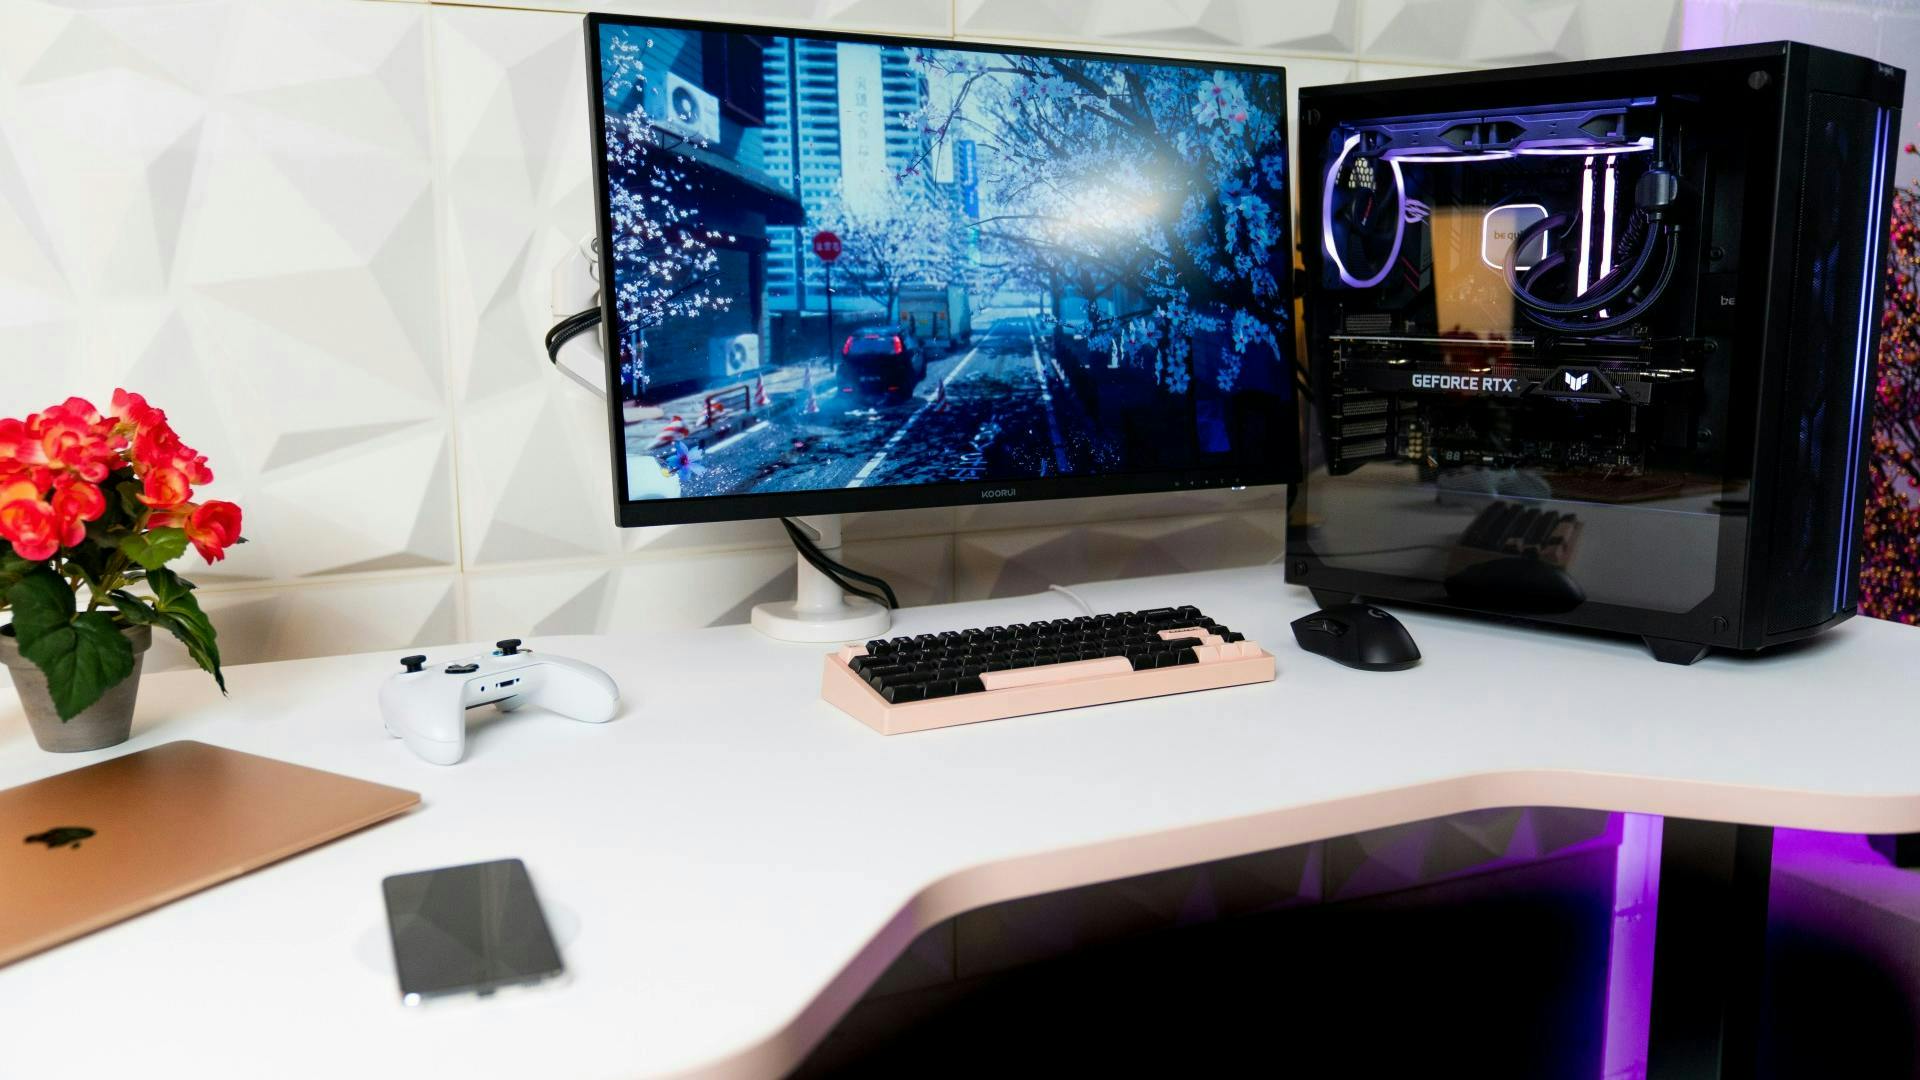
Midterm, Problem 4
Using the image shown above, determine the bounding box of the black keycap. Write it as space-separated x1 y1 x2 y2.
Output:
961 664 986 677
1161 637 1202 650
1126 652 1154 670
1175 605 1203 621
1154 652 1180 669
1175 650 1199 665
883 684 926 704
956 676 986 695
1222 631 1246 643
924 680 957 699
850 655 877 674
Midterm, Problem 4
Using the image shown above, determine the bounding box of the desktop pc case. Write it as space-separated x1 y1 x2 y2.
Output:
1286 43 1905 664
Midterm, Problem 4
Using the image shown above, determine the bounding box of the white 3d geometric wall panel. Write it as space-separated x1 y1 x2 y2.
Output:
0 0 1694 670
0 0 456 589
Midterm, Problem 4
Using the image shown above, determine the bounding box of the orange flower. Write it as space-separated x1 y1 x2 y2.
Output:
0 480 58 561
137 465 192 509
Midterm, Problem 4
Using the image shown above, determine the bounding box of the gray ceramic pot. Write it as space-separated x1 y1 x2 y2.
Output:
0 623 152 752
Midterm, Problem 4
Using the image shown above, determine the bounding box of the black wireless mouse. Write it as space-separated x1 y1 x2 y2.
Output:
1290 603 1421 672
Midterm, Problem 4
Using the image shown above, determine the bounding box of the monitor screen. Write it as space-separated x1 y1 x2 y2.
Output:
587 15 1298 526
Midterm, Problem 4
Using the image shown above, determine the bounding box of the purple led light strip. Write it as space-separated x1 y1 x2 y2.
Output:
1323 133 1407 290
1517 137 1655 157
1836 108 1892 610
1577 157 1597 297
1600 813 1663 1080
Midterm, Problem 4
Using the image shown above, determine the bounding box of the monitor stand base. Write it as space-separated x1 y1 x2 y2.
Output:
752 515 892 643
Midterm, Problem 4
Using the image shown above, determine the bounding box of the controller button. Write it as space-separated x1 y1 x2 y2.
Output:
495 638 523 655
400 655 427 673
444 663 480 674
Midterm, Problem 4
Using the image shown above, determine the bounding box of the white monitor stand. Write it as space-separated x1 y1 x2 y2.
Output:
548 244 889 644
751 515 892 643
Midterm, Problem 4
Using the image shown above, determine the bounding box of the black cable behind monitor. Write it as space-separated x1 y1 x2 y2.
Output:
546 307 602 366
780 518 900 611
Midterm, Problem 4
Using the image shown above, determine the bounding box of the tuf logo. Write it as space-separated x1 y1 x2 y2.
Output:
25 826 93 850
1564 372 1591 391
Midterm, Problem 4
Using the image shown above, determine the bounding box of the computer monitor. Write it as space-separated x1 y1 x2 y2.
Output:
584 15 1298 530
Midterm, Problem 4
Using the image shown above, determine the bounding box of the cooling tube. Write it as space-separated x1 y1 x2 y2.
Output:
1322 132 1407 290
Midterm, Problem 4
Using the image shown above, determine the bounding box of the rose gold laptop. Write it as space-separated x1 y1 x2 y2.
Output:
0 740 419 967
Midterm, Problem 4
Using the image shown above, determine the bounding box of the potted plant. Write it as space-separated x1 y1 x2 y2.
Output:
0 390 242 752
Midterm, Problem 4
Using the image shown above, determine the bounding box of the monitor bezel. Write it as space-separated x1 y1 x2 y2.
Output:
584 12 1298 528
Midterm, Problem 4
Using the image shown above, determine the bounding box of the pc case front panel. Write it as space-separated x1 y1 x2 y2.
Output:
1290 50 1789 648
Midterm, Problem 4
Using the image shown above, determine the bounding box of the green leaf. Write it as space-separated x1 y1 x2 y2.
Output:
115 479 146 520
146 566 194 607
0 543 35 597
142 568 224 693
21 611 135 720
109 590 159 626
5 568 74 644
120 528 189 571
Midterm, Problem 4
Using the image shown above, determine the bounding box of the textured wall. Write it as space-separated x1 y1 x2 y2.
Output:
0 0 1682 672
1682 0 1920 186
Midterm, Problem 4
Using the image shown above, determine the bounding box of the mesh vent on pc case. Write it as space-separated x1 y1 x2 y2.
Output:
1766 93 1888 634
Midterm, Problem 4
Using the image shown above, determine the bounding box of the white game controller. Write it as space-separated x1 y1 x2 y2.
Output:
380 639 620 765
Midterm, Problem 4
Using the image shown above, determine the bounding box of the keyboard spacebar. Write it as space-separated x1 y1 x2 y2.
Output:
978 657 1134 691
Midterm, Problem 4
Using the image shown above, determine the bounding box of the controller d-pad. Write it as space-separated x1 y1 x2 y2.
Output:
444 663 479 674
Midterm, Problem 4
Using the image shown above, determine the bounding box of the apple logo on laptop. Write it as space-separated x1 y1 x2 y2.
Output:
25 827 93 850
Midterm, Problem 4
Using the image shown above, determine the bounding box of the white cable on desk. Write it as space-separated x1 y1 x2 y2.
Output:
1048 583 1094 616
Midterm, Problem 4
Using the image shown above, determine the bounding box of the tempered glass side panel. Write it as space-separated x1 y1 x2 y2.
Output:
1295 61 1772 624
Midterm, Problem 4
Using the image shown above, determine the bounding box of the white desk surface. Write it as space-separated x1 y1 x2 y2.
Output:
2 566 1918 1079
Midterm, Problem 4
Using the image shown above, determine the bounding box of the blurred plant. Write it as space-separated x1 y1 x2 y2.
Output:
1862 139 1919 624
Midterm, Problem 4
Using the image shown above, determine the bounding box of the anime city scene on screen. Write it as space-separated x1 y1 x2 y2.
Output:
595 22 1293 503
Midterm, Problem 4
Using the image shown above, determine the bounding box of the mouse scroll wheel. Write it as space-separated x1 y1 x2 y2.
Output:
1308 617 1348 636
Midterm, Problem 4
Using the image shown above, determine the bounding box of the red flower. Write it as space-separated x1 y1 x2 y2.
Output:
183 500 242 563
1 390 240 566
109 388 164 430
0 398 122 489
132 424 212 487
0 480 58 561
151 498 243 563
138 465 192 509
51 476 106 532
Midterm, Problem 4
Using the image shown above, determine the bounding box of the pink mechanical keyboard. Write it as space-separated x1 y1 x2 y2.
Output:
821 606 1276 735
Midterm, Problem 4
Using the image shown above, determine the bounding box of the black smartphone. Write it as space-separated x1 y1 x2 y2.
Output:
381 858 565 1005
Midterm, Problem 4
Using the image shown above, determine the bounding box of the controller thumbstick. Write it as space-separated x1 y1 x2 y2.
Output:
495 638 524 655
400 655 427 673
